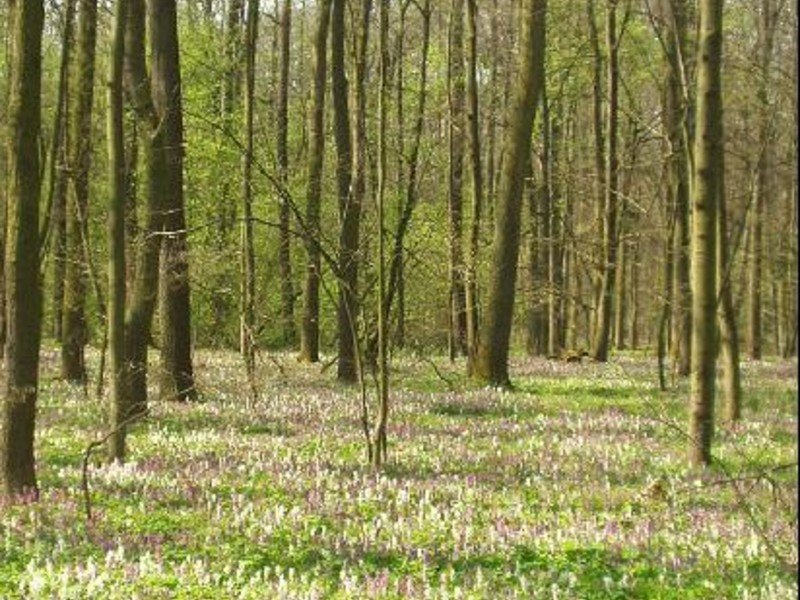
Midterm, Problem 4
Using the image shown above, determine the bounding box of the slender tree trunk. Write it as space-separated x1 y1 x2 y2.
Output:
717 149 742 421
394 1 407 348
372 0 390 468
123 0 166 414
48 0 76 343
688 0 722 468
276 0 295 347
1 0 45 498
299 0 332 363
240 0 258 396
659 0 692 376
62 0 98 384
465 0 483 372
591 0 619 362
587 0 605 342
107 0 129 463
473 0 547 386
747 0 778 360
447 0 468 359
546 102 562 358
486 0 499 226
153 0 195 402
383 0 429 346
332 0 357 382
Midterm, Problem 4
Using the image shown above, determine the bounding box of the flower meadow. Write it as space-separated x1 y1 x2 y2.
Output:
1 348 796 599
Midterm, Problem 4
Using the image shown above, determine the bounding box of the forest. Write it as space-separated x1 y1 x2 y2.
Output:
0 0 797 597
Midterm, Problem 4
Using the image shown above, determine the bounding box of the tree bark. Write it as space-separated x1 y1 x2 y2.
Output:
299 0 332 363
332 0 357 382
473 0 547 386
661 0 692 376
152 0 196 402
276 0 295 347
62 0 98 384
590 0 619 362
447 0 468 360
747 0 778 360
123 0 166 414
107 0 129 463
240 0 258 395
1 0 45 498
465 0 483 372
48 0 76 344
688 0 722 468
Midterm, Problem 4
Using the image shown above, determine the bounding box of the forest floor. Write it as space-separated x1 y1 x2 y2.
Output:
1 346 797 598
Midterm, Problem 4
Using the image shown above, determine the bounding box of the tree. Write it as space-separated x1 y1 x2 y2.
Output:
688 0 723 467
107 0 129 462
1 0 45 498
276 0 296 347
373 0 390 468
61 0 99 384
473 0 547 386
240 0 259 396
299 0 332 363
447 0 468 359
465 0 483 371
661 0 692 377
331 0 358 382
47 0 76 344
153 0 196 402
590 0 619 363
747 0 779 360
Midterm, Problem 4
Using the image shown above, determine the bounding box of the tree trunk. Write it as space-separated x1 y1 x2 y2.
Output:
688 0 722 468
62 0 98 384
447 0 468 360
747 0 778 360
587 0 605 343
48 0 76 344
590 0 619 362
717 147 742 421
473 0 547 386
332 0 357 382
123 0 166 414
1 0 44 498
372 0 390 468
383 0 430 348
240 0 258 396
276 0 295 347
465 0 483 372
107 0 129 463
299 0 332 363
660 0 692 376
152 0 195 402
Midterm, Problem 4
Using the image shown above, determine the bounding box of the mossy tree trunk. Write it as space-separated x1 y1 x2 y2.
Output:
332 0 357 383
465 0 483 372
473 0 547 386
299 0 332 363
276 0 296 347
447 0 468 360
123 0 166 414
107 0 129 463
152 0 196 402
590 0 619 363
61 0 98 384
659 0 692 376
1 0 44 498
